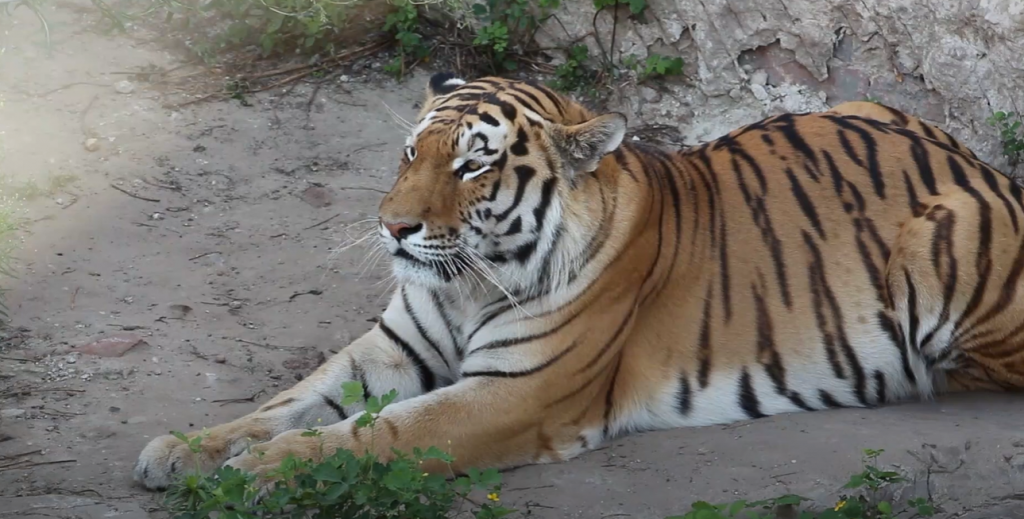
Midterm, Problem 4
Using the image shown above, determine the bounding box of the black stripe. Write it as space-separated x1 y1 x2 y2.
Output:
818 390 845 409
945 155 994 341
510 127 529 156
429 291 463 360
321 394 347 420
803 230 869 405
905 268 921 352
753 278 813 411
738 367 765 419
776 117 820 171
731 150 792 309
956 229 1024 343
785 166 825 239
880 104 910 126
402 287 452 373
676 373 692 415
909 137 939 196
493 165 535 222
978 164 1019 233
695 148 732 321
832 118 885 199
696 284 713 389
902 170 924 216
876 310 918 385
600 353 623 439
917 205 957 355
378 319 436 392
873 371 887 404
462 340 581 378
519 80 566 117
478 112 500 127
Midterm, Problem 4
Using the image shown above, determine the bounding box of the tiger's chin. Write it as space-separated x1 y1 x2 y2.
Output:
390 256 460 290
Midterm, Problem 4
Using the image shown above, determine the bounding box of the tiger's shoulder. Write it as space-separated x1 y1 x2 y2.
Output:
825 100 978 160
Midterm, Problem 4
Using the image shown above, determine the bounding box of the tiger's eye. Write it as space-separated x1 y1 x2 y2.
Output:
464 159 482 170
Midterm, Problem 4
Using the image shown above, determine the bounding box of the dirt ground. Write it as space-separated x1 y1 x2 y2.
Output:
3 4 1024 519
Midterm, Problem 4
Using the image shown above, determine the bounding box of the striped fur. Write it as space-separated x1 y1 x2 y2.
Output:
134 74 1024 490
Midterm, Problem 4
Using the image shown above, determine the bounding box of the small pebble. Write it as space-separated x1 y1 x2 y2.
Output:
109 406 121 413
1 409 26 419
114 80 135 94
214 356 227 364
84 138 100 152
228 301 242 310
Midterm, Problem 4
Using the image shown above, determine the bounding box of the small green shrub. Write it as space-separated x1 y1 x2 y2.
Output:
667 449 936 519
640 54 683 80
550 44 598 95
987 111 1024 166
383 0 429 79
593 0 646 15
470 0 560 72
163 382 515 519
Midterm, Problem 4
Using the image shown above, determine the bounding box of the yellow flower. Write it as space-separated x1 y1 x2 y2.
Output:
834 500 847 511
487 493 500 502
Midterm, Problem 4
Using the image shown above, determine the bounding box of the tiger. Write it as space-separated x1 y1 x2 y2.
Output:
134 72 1024 491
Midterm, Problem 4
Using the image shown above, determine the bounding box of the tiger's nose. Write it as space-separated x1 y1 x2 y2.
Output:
382 219 422 240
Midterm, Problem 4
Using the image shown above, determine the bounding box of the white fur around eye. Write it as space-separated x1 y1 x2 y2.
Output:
405 146 417 161
461 167 489 181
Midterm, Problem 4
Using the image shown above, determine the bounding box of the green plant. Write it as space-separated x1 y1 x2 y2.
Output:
641 54 683 79
550 44 597 95
666 449 936 519
1 0 51 52
163 382 515 519
987 110 1024 166
470 0 560 71
383 0 429 79
593 0 645 15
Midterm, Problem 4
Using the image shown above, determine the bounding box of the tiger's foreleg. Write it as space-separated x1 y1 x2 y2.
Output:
222 375 555 481
885 185 1024 396
133 315 456 490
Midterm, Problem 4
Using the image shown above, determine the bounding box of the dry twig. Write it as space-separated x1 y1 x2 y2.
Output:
111 184 160 203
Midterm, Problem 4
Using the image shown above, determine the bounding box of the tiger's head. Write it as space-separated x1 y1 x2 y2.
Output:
377 72 627 292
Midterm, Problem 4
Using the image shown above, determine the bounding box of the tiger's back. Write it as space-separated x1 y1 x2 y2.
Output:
609 105 1024 434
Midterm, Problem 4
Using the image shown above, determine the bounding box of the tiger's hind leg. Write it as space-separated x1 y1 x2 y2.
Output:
885 187 1024 396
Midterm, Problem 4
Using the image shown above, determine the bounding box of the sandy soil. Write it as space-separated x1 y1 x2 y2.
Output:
2 4 1024 519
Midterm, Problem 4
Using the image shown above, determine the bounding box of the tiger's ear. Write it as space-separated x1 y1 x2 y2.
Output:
425 72 466 103
549 113 628 175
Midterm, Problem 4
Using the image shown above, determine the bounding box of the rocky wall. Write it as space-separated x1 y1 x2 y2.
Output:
529 0 1024 174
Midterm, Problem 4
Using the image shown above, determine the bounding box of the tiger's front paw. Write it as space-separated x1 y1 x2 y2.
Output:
133 434 205 490
134 430 252 490
223 429 323 476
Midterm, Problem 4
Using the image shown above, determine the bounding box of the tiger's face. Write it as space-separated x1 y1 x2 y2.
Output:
377 73 626 291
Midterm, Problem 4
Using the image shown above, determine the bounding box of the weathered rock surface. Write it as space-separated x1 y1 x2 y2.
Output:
529 0 1024 174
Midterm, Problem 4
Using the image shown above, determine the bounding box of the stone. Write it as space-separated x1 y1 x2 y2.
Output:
749 84 769 101
1 409 26 419
83 138 100 152
113 80 135 94
71 334 146 357
300 185 336 208
750 69 768 86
